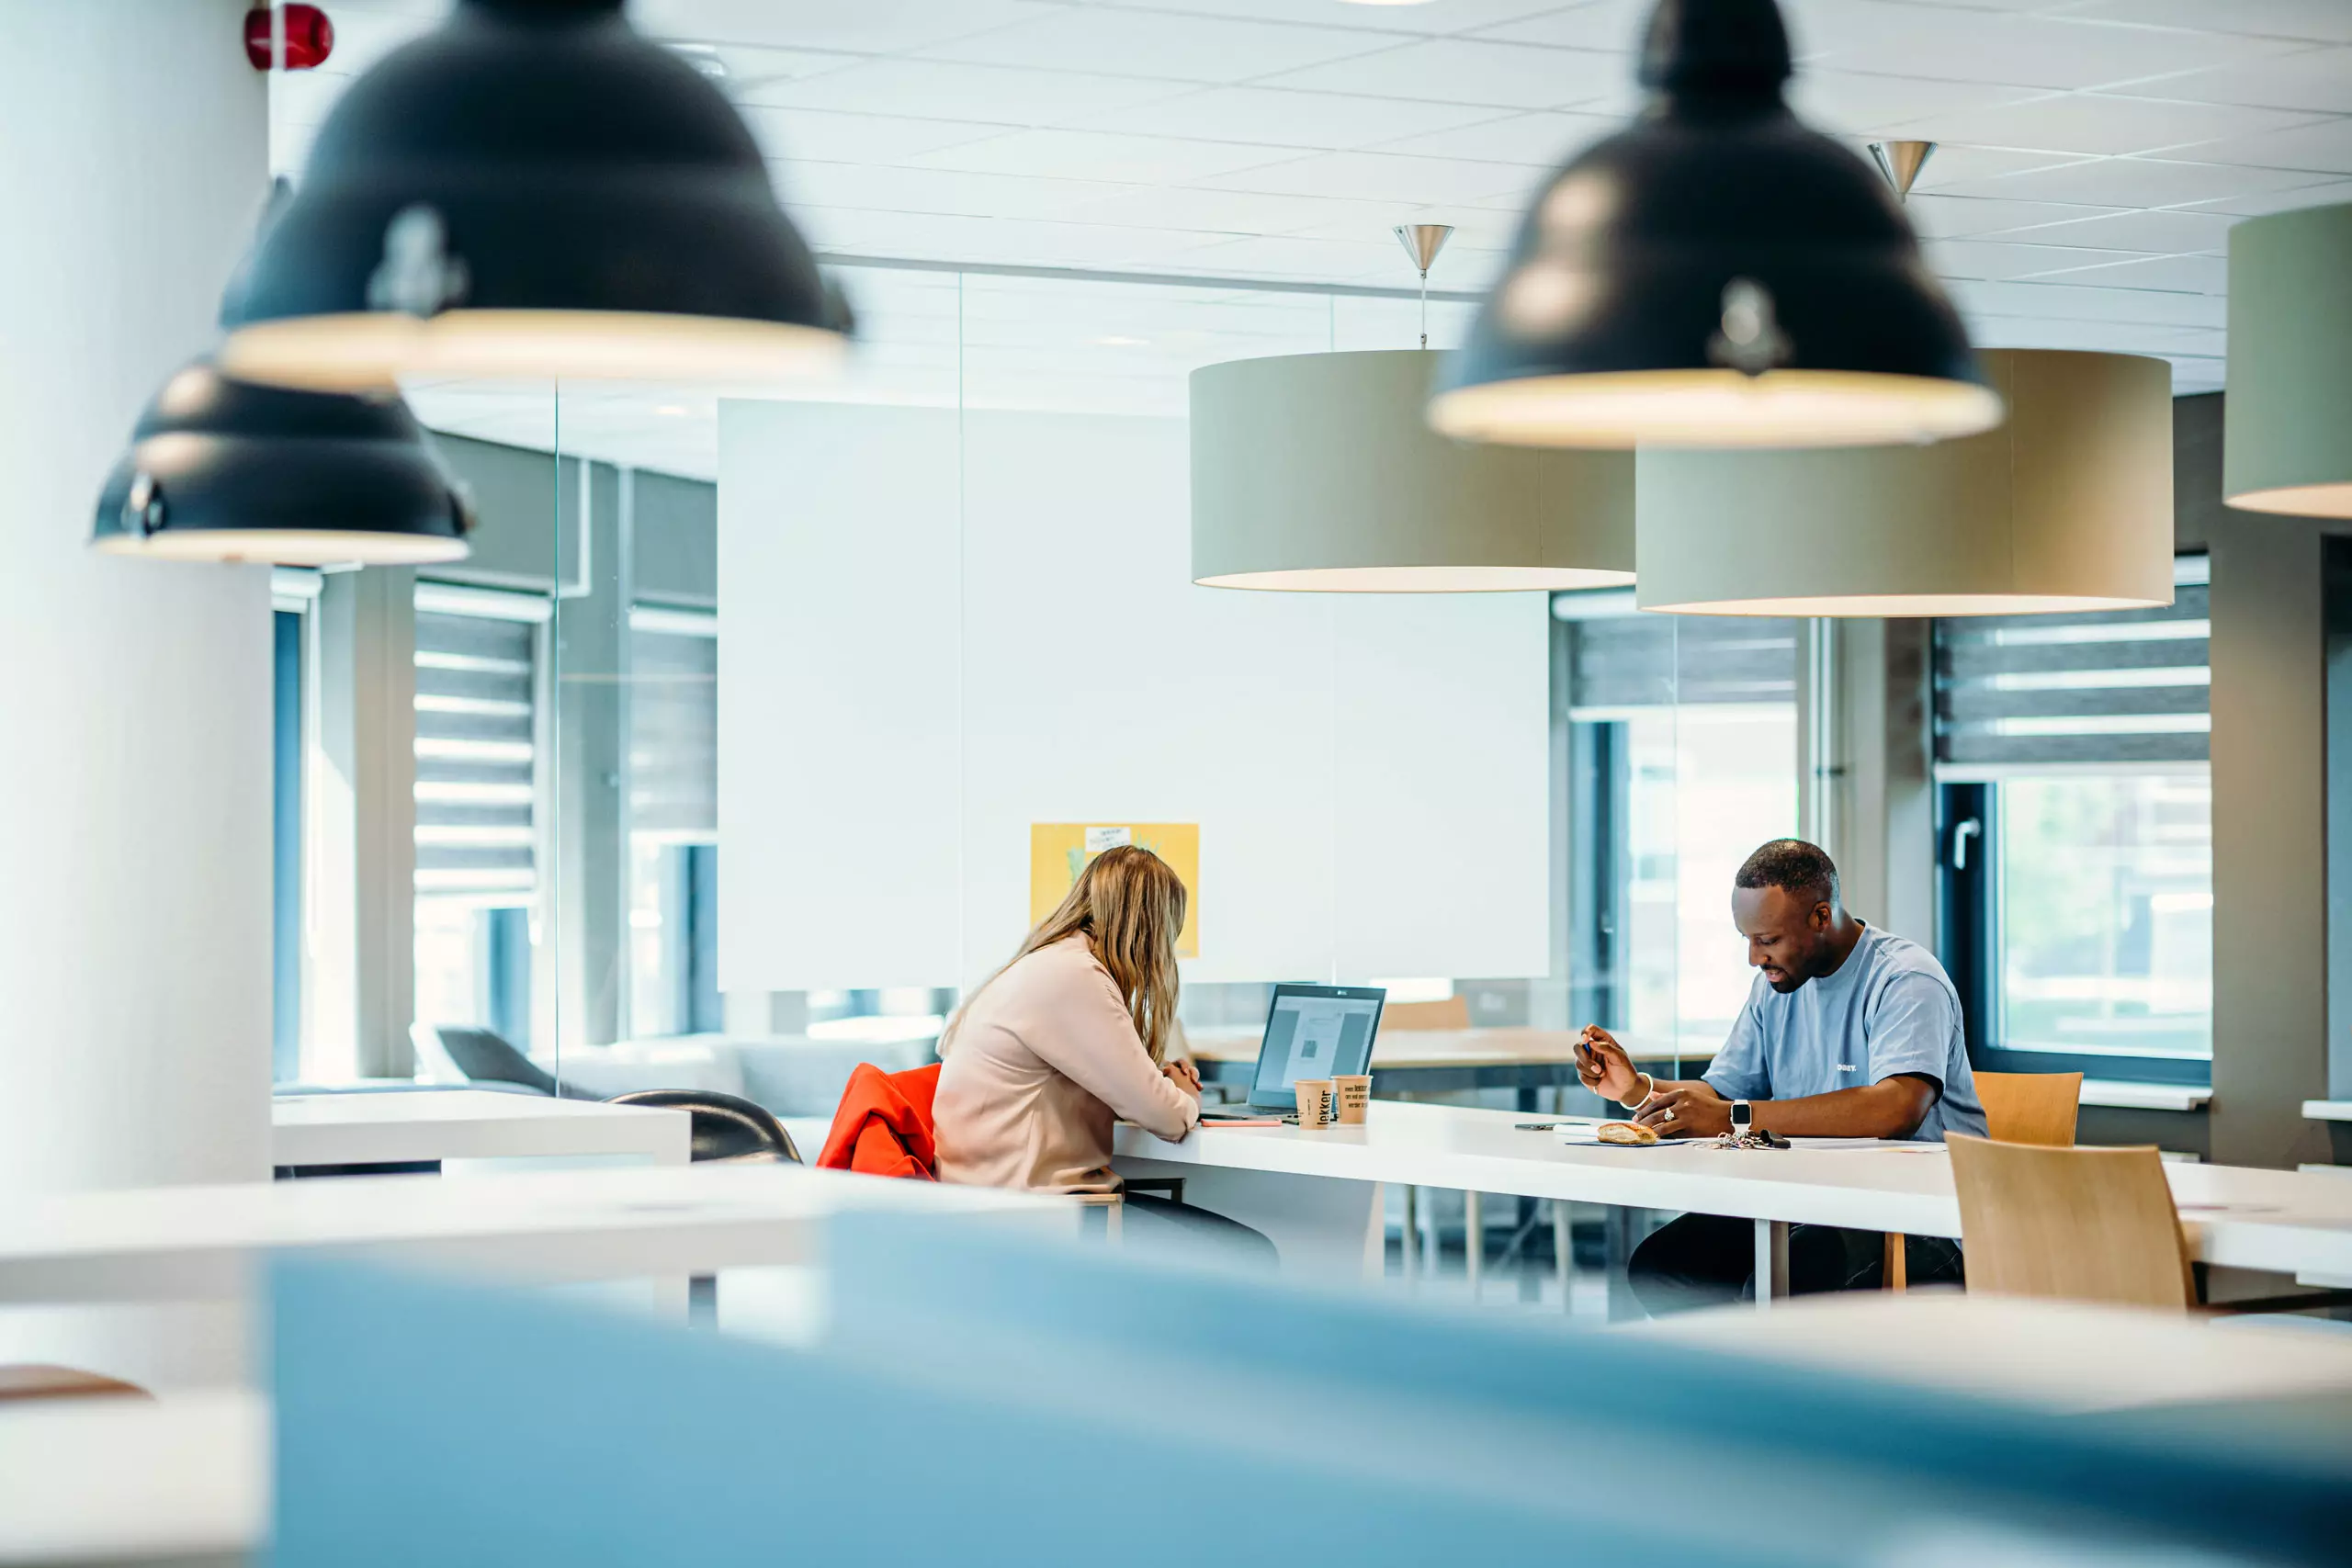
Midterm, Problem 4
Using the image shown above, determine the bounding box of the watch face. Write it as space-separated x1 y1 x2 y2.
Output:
1732 1101 1752 1127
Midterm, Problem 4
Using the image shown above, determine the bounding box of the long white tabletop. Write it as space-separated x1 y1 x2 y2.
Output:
272 1089 690 1168
0 1162 1064 1307
1114 1101 2352 1289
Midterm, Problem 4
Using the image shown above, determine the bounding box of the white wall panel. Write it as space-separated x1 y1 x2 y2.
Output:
717 401 962 989
718 400 1552 994
955 411 1336 986
1331 592 1551 978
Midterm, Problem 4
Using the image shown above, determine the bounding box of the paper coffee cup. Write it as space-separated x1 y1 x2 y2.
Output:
1295 1078 1336 1129
1335 1074 1373 1124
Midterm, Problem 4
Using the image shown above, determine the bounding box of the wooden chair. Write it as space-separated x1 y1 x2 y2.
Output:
1884 1070 2082 1290
1946 1134 2195 1311
0 1365 150 1403
1381 995 1470 1032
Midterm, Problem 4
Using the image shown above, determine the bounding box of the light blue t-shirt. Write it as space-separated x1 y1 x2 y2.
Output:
1703 923 1986 1143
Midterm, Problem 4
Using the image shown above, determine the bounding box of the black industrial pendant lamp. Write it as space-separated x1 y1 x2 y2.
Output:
1429 0 1998 448
92 361 470 566
219 0 846 390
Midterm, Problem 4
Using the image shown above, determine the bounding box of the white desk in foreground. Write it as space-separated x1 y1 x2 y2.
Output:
1114 1101 2352 1302
272 1089 690 1169
0 1162 1065 1308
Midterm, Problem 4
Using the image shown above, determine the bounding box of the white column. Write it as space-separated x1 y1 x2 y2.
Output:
0 1 272 1385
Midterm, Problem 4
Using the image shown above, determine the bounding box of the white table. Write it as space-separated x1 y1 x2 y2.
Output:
0 1388 265 1565
1114 1101 2352 1304
1616 1291 2352 1413
0 1162 1065 1308
272 1089 691 1169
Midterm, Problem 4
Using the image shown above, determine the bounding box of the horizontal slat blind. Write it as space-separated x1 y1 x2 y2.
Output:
414 609 537 897
1935 585 2211 770
629 626 717 840
1566 615 1800 712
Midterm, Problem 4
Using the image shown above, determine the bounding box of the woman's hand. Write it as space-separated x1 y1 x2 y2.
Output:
1574 1025 1641 1103
1163 1057 1202 1099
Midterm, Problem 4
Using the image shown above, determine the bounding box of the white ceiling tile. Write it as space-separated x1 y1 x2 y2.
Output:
1893 143 2101 188
909 130 1296 183
1280 207 1522 257
1255 38 1630 109
695 44 865 98
1471 0 1652 52
1087 86 1507 151
1787 71 2047 138
1965 317 2224 355
1925 237 2144 280
798 207 1219 267
2185 176 2352 216
629 0 1057 54
918 9 1400 83
1901 194 2122 238
1086 0 1599 33
2177 116 2352 175
1364 109 1619 164
1878 93 2335 157
1159 234 1416 281
745 59 1190 124
1986 206 2237 252
1788 0 2307 90
1198 150 1545 206
1928 153 2342 206
743 107 1007 164
2165 355 2227 389
2061 0 2352 46
2024 251 2232 292
1065 184 1408 237
775 163 1144 221
1947 276 2228 327
2147 47 2352 113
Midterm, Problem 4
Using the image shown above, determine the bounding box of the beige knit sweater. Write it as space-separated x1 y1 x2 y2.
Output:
933 935 1199 1193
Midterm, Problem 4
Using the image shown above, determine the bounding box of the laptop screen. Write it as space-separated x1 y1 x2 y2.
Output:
1250 986 1385 1107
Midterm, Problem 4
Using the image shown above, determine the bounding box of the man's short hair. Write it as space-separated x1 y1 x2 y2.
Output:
1735 839 1839 908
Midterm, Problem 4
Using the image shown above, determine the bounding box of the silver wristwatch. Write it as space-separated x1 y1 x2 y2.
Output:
1730 1100 1753 1132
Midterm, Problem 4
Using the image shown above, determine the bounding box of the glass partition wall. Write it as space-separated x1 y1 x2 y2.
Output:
266 264 1810 1128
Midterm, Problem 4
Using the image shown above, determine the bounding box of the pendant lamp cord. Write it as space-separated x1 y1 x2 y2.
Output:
1418 266 1429 350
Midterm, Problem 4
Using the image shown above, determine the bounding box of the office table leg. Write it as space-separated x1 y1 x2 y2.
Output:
1754 1219 1790 1310
1113 1158 1383 1283
1402 1185 1420 1283
1464 1190 1483 1302
1553 1200 1572 1314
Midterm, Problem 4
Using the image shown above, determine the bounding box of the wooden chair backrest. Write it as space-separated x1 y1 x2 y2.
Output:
1381 996 1470 1032
1974 1070 2083 1147
1948 1135 2195 1311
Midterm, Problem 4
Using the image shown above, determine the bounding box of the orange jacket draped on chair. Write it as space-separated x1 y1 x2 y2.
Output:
818 1062 942 1180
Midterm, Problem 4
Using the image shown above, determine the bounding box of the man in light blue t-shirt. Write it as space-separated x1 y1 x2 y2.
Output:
1576 840 1986 1313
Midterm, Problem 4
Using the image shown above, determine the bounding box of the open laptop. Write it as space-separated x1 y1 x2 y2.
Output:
1198 984 1385 1120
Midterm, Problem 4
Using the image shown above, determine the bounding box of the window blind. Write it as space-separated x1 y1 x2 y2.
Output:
1563 613 1801 714
1935 575 2210 773
413 607 538 898
628 613 717 840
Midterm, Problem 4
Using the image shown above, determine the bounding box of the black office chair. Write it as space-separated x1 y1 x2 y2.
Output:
605 1089 802 1165
424 1024 600 1100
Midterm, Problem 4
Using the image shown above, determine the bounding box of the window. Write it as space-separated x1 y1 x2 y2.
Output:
625 606 719 1038
413 583 548 1047
1558 595 1801 1057
270 570 317 1084
1936 557 2211 1078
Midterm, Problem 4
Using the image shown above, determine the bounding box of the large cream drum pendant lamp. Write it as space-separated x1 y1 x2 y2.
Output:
1192 348 1632 592
1634 348 2173 615
2225 201 2352 518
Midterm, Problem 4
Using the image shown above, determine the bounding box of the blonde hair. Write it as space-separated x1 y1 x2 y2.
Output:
946 844 1187 1065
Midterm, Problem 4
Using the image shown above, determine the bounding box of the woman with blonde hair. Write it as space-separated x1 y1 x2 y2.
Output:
934 844 1271 1261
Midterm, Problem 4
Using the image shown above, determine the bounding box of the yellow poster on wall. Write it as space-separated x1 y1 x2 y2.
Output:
1028 823 1200 957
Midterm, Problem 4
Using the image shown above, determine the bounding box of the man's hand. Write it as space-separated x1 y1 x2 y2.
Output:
1634 1081 1729 1139
1163 1058 1202 1099
1575 1025 1642 1103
